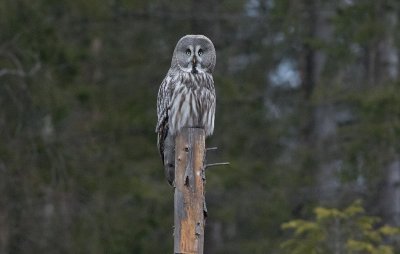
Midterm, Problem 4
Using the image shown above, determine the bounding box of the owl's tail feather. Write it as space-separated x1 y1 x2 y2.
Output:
163 134 175 185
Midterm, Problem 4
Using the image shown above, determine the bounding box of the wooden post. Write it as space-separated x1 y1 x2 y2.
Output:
174 128 206 254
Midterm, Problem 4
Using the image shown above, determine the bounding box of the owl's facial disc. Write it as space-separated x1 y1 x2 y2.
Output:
174 35 215 74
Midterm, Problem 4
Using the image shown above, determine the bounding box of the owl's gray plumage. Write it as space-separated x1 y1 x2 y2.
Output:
156 35 216 185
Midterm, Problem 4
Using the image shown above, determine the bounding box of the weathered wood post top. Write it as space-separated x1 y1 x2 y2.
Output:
174 127 206 254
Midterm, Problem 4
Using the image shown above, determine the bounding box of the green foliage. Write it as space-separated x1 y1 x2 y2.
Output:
281 200 400 254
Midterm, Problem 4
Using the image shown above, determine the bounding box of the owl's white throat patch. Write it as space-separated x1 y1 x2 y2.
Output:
178 65 192 73
192 62 206 74
178 64 205 74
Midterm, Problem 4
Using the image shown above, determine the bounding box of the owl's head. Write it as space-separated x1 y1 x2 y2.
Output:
172 35 216 74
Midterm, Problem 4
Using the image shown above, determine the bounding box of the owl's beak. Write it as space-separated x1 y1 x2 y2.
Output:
192 57 197 65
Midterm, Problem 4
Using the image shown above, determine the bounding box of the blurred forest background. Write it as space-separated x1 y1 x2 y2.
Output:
1 0 400 253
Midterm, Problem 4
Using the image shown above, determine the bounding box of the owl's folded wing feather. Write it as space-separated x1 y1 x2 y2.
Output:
156 73 174 161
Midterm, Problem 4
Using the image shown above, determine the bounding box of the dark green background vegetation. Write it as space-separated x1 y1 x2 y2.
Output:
1 0 400 253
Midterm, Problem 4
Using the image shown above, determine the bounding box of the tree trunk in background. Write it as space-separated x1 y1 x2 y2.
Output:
300 0 317 142
362 1 399 86
383 159 400 226
300 0 339 204
0 168 7 254
380 4 400 227
6 174 25 254
313 2 341 204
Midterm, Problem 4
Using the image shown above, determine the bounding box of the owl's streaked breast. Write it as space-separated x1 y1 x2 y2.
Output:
168 72 215 137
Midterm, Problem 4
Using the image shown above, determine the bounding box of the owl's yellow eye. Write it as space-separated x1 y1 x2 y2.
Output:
198 49 203 56
185 49 191 56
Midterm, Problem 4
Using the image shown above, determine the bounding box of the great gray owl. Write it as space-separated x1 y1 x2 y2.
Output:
156 35 216 185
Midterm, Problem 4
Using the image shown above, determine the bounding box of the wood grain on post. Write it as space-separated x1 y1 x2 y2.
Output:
174 128 206 254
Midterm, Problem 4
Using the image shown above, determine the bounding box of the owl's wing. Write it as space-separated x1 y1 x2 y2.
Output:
156 73 174 161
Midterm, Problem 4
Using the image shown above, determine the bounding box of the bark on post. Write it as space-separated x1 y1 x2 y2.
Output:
174 127 206 254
